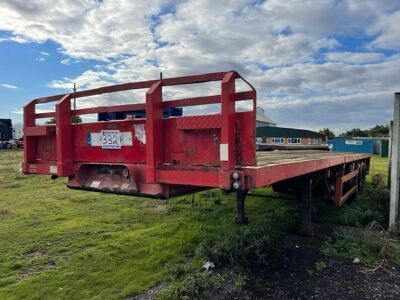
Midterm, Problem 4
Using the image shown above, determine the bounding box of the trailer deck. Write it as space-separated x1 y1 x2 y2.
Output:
255 150 365 165
23 71 370 231
251 151 369 187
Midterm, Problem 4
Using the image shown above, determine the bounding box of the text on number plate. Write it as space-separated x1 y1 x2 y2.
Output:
100 130 122 149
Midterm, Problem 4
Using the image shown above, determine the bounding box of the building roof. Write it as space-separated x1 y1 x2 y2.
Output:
256 107 276 125
256 126 323 139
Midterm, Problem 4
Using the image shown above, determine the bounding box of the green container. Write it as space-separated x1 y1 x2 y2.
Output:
381 139 389 157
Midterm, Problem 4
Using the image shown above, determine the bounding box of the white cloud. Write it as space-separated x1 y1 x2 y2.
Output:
0 0 164 60
40 51 50 56
12 108 52 115
60 58 70 65
0 35 32 43
368 10 400 50
324 51 385 64
253 54 400 97
1 83 18 89
1 0 400 131
36 57 45 62
261 90 394 133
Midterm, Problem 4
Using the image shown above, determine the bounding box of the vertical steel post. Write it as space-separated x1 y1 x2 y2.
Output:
389 93 400 233
145 81 163 183
236 189 248 224
301 175 313 236
55 94 74 176
73 82 76 123
220 72 236 171
388 120 393 187
334 164 345 206
23 102 36 172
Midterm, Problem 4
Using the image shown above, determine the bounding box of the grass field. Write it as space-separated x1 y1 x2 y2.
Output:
0 151 389 299
0 150 298 299
368 155 389 182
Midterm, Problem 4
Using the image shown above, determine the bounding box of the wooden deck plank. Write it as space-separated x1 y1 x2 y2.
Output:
256 150 360 166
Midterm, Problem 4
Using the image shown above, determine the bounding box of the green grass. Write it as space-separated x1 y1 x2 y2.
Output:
315 155 390 227
368 155 389 182
0 151 391 298
0 150 298 300
317 155 398 266
321 225 400 266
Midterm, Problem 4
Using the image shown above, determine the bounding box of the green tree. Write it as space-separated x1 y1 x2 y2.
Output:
72 115 82 123
45 118 56 124
339 128 369 137
319 128 335 141
368 124 389 137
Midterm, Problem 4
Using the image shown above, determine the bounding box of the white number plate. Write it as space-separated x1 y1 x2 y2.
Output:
100 130 122 149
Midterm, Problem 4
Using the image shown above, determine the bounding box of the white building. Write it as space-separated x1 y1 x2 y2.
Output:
256 107 276 127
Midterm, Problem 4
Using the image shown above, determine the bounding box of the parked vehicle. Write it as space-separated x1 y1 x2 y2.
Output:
0 119 22 150
0 140 16 149
0 119 13 141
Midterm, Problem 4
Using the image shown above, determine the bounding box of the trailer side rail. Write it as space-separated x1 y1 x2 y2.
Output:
23 71 257 194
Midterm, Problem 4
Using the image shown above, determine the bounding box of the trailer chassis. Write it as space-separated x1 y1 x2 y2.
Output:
22 71 370 230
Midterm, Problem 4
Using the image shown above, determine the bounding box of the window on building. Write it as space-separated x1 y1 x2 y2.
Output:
272 137 284 144
288 138 301 144
256 137 263 143
308 138 320 145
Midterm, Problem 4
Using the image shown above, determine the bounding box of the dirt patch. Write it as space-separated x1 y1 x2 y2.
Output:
215 227 400 300
20 262 56 279
142 202 167 213
20 251 69 279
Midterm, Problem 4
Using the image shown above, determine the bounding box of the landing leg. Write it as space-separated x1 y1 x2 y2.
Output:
236 189 249 224
301 175 313 236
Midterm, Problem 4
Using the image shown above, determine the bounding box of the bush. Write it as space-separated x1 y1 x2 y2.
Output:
321 224 400 266
316 178 390 227
233 273 248 289
195 223 282 267
157 270 222 300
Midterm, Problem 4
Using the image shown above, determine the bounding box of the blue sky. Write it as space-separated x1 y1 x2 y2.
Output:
0 37 97 113
0 0 399 133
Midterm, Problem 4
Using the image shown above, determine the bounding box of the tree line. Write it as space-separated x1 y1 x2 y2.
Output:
319 124 389 140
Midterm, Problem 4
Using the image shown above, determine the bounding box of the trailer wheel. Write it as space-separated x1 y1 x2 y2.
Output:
5 142 11 150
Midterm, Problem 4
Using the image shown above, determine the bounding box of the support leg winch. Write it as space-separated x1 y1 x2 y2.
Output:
236 189 249 225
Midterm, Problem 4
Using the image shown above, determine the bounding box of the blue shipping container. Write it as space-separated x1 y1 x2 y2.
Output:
331 138 374 154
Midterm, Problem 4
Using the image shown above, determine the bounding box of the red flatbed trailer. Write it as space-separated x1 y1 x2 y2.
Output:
23 71 370 229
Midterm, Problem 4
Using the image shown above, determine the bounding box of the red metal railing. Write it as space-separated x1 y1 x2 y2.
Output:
24 71 257 189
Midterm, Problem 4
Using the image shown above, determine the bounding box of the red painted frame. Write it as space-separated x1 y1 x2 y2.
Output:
23 71 257 196
23 70 370 198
